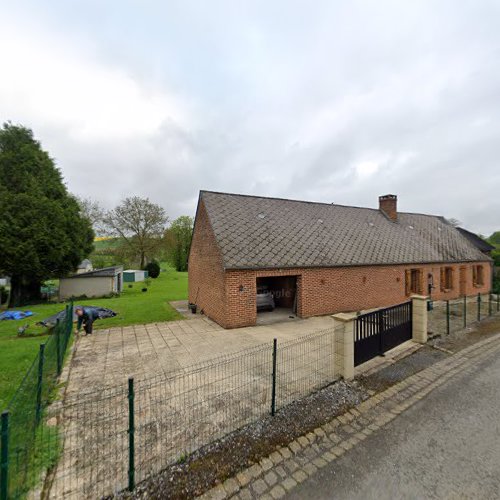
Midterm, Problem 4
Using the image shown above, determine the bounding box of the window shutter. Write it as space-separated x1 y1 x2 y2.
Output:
405 270 411 295
440 268 445 291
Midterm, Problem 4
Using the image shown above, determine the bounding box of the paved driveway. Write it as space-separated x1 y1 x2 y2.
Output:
51 315 337 498
66 315 336 397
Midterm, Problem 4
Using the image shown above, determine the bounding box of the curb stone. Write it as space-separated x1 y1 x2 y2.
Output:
198 333 500 499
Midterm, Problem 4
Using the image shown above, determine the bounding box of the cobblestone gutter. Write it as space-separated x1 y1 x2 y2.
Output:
198 332 500 500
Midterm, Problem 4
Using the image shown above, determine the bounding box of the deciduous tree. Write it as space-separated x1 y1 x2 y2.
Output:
164 216 194 272
76 196 105 235
103 197 168 269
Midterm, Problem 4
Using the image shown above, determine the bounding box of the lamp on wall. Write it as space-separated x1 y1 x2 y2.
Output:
239 285 244 292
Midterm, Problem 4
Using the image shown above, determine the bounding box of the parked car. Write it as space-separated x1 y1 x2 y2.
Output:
256 290 275 311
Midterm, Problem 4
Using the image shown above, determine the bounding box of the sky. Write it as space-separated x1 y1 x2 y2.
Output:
1 0 499 235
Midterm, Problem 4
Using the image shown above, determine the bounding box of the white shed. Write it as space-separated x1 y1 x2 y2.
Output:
59 266 123 300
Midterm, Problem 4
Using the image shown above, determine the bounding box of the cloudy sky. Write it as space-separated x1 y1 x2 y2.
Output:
1 0 499 235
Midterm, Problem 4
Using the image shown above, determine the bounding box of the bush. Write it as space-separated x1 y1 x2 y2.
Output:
493 275 500 294
145 261 160 279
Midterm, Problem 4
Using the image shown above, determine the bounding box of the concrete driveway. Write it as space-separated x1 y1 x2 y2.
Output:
51 314 338 498
65 314 336 397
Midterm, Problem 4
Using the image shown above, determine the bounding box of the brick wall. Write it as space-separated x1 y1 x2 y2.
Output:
188 200 228 326
220 262 492 328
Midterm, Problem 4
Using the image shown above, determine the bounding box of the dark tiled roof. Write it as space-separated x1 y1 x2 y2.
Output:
456 227 495 253
200 191 491 270
68 266 123 279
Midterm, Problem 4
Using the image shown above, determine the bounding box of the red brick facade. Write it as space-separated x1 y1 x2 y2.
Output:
189 201 492 329
188 200 227 326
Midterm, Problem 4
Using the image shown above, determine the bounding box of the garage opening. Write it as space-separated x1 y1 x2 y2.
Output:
256 276 297 325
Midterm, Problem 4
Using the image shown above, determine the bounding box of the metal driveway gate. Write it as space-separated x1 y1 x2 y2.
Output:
354 301 412 366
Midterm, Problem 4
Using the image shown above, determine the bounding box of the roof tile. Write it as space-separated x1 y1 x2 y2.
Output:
200 191 490 269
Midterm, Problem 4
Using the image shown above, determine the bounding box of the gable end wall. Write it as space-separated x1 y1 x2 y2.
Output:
188 199 227 326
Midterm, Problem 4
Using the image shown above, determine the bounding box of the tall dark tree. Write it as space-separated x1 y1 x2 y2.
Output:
164 216 194 272
0 123 94 305
103 197 168 269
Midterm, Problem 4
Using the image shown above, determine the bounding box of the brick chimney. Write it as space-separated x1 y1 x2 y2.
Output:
379 194 398 221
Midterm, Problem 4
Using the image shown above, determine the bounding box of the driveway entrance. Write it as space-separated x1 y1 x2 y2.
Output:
354 301 412 366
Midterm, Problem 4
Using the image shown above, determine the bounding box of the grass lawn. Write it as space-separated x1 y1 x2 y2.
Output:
0 265 187 409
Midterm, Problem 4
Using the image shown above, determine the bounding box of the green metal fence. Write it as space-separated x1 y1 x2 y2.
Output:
428 293 500 337
2 294 499 498
0 303 73 500
20 326 341 499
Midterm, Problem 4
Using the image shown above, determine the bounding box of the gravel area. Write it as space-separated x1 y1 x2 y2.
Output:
430 314 500 353
113 379 368 500
359 314 500 394
357 345 448 393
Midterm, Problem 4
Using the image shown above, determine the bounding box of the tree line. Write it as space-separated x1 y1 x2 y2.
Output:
0 123 193 306
78 196 193 272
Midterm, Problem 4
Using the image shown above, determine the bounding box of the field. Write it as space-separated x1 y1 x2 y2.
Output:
0 265 188 409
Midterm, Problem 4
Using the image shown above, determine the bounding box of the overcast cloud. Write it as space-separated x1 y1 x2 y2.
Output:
1 0 499 234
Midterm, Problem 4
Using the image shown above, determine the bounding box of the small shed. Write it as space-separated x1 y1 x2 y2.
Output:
59 266 123 300
123 270 148 283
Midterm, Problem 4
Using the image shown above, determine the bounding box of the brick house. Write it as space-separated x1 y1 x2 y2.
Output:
188 191 492 329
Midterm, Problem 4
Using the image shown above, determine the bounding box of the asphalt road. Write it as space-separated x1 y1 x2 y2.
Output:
287 350 500 500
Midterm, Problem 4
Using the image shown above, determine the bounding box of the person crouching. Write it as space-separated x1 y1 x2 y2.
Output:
75 306 99 335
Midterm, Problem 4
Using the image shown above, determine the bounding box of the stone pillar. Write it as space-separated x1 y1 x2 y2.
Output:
411 294 428 344
332 312 356 380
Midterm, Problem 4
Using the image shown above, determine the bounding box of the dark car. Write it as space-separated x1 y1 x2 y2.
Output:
256 290 275 311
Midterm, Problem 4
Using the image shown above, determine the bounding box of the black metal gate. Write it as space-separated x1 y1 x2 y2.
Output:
354 301 412 366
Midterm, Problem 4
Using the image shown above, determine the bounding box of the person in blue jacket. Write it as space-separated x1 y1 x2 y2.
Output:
75 306 99 335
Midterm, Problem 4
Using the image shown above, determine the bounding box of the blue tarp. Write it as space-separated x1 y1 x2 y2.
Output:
39 306 116 328
0 310 34 321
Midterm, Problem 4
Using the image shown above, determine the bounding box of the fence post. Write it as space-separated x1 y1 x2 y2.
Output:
128 378 135 492
56 318 62 376
67 303 73 339
477 293 481 322
411 295 428 343
497 293 499 312
463 295 467 329
66 304 73 348
489 294 492 316
331 313 355 380
271 339 277 416
446 300 450 335
35 344 46 425
1 411 9 500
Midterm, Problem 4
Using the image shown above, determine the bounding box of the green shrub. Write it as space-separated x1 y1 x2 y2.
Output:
145 261 160 279
493 275 500 294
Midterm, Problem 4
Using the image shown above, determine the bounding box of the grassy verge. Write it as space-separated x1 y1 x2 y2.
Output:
0 265 187 409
